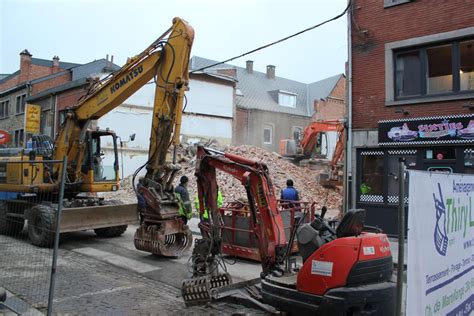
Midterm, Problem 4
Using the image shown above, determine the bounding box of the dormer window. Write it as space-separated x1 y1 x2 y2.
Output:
278 91 297 108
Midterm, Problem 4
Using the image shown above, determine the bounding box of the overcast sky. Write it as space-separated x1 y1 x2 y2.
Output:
0 0 348 84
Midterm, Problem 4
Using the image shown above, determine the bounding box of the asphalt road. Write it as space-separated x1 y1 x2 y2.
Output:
0 223 265 315
1 220 405 315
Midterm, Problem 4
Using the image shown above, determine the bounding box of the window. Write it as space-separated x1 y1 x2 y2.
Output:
278 92 296 108
292 126 303 142
465 148 474 174
14 129 24 147
395 51 422 97
425 147 456 160
460 40 474 91
263 125 273 144
464 148 474 167
15 94 26 114
426 45 452 94
41 110 53 136
384 0 411 8
0 99 9 119
314 133 324 155
394 38 474 100
59 110 68 126
91 135 117 182
360 155 384 197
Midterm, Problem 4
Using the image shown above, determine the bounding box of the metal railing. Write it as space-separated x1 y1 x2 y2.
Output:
215 200 317 261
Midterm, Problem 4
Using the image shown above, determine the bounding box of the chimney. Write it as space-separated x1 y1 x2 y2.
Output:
52 55 60 73
216 68 237 78
19 49 32 83
246 60 253 74
266 65 275 79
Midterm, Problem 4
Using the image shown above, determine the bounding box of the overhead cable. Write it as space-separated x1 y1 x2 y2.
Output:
190 0 351 73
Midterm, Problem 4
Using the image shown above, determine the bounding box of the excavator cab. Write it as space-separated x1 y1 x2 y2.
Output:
80 129 120 192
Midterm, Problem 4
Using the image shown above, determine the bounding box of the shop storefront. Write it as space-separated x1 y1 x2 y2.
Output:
356 114 474 236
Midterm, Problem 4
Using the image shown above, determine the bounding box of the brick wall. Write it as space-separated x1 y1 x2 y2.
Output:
332 76 345 99
31 72 71 94
0 75 20 92
351 0 474 129
0 65 67 92
216 68 237 79
234 108 249 144
0 50 71 92
57 86 87 111
312 76 346 121
56 85 88 130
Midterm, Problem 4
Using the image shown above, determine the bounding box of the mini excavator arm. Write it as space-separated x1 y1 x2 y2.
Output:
182 146 288 305
194 146 287 276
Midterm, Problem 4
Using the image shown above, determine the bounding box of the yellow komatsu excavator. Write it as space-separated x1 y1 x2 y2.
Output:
0 18 194 256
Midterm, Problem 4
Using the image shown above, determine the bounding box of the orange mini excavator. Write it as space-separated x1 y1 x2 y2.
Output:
280 120 345 187
182 146 395 315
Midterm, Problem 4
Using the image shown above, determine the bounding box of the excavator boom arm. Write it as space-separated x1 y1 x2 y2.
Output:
53 18 194 185
331 126 345 170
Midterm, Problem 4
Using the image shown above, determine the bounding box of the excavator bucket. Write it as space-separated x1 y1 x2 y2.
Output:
134 218 192 257
318 172 342 188
181 273 232 306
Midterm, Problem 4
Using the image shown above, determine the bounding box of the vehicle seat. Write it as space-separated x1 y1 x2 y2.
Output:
297 217 336 262
336 209 366 238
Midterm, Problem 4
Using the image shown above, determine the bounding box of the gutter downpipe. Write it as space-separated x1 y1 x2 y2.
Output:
346 0 355 210
52 94 58 138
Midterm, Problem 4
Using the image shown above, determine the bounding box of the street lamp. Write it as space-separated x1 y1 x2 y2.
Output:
117 133 136 183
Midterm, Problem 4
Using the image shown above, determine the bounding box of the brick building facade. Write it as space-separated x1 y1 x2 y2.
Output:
0 50 117 146
0 50 79 146
349 0 474 235
311 74 346 121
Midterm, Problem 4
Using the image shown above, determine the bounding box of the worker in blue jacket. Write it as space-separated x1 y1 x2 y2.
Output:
281 179 300 208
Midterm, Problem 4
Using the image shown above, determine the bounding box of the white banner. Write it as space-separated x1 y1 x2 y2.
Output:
407 170 473 316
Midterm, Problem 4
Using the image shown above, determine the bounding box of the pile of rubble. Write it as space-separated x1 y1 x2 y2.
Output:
176 145 342 211
100 175 137 204
102 143 343 213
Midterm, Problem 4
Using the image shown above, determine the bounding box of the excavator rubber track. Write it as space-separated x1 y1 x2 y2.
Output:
182 273 232 306
134 219 192 257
